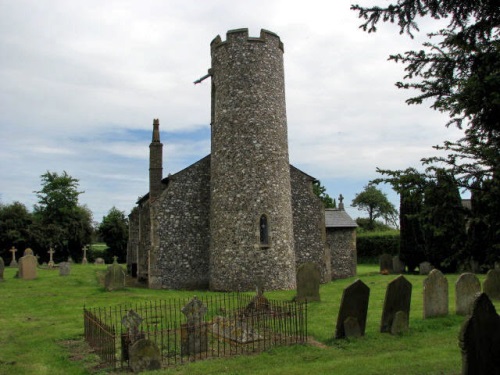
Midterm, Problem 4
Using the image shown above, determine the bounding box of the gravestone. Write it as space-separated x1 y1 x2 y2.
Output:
104 258 126 291
455 273 481 316
391 310 409 335
23 248 34 256
59 262 70 276
459 293 500 375
128 338 161 373
47 248 55 268
212 316 263 343
0 257 4 281
335 279 370 339
423 269 449 319
392 256 405 274
94 257 105 265
379 254 393 274
483 269 500 300
380 275 412 334
121 309 145 361
181 297 208 356
419 261 433 275
295 262 321 302
9 246 18 267
18 253 38 280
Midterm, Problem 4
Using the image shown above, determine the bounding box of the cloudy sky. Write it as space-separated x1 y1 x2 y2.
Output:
0 0 465 223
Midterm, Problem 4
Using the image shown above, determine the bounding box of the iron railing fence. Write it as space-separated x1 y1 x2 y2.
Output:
83 293 307 370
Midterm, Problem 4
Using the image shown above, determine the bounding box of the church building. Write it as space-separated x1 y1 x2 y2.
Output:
127 29 356 291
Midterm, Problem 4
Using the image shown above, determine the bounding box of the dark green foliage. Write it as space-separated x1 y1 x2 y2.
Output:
0 201 33 257
98 207 129 263
351 185 398 229
355 218 394 233
399 188 426 272
312 180 336 208
357 231 400 263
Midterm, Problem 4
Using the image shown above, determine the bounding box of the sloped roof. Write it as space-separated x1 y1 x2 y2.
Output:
325 208 357 228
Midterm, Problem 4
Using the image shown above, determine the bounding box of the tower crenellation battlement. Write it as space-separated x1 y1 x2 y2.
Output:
210 28 284 53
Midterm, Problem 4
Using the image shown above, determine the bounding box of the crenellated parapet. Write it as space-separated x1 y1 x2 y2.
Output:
210 28 284 53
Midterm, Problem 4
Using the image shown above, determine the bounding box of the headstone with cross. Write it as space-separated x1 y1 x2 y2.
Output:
82 245 88 265
181 297 208 356
9 247 18 267
48 247 55 268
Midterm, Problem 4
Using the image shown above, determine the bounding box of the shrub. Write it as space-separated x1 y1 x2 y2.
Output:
357 230 400 263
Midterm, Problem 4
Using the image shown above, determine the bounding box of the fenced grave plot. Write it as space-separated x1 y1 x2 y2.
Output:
83 293 308 370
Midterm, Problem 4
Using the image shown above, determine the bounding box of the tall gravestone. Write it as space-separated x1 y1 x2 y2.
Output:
379 254 393 274
459 293 500 375
455 273 481 316
423 269 449 318
9 246 18 267
0 257 4 281
181 297 208 356
295 262 321 302
18 250 37 280
335 279 370 339
380 275 412 334
104 258 126 291
483 269 500 300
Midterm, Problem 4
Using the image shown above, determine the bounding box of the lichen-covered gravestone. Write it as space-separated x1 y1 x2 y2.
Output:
18 250 37 280
380 275 412 334
483 269 500 300
379 254 393 274
455 273 481 316
0 257 4 281
128 338 161 373
423 269 449 319
59 262 70 276
419 261 433 275
459 293 500 375
181 297 208 356
295 262 321 302
104 258 126 291
335 279 370 339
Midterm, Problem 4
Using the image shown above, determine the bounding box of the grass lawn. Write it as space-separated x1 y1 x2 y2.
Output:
0 263 497 375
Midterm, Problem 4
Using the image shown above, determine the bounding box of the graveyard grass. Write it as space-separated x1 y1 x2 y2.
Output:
1 264 498 375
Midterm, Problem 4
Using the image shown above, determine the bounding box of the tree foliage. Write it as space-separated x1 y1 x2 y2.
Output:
0 201 33 258
98 207 129 263
312 180 336 209
351 185 398 230
351 0 500 188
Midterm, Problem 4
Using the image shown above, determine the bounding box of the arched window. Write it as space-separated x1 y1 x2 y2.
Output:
260 215 269 246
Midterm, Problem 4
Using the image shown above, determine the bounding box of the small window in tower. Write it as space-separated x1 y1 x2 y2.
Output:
260 214 269 247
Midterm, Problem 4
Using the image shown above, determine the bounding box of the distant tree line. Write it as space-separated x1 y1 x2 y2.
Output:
0 171 129 263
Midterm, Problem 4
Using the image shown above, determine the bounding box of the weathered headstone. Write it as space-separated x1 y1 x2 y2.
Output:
18 253 38 280
455 273 481 316
59 262 70 276
379 254 393 274
212 316 263 343
181 297 208 356
121 309 145 361
419 261 433 275
391 310 409 335
9 246 18 267
82 246 88 265
459 293 500 375
104 258 126 291
23 248 34 256
295 262 321 302
335 279 370 339
94 257 105 265
0 257 4 281
47 248 55 268
380 275 412 334
423 269 449 319
128 338 161 373
483 269 500 300
392 256 405 274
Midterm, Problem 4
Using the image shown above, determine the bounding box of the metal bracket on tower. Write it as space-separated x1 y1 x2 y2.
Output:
193 69 212 84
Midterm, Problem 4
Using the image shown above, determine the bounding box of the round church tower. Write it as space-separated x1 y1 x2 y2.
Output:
209 29 296 291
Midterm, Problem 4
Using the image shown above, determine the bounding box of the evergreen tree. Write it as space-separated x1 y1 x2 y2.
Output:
312 180 336 209
98 207 129 263
0 201 33 258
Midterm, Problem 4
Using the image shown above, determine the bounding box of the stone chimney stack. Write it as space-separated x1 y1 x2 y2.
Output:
149 119 163 201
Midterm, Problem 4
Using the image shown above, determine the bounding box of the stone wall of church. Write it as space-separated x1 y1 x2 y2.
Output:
290 166 331 283
153 156 211 289
137 201 150 282
127 207 139 276
327 227 357 279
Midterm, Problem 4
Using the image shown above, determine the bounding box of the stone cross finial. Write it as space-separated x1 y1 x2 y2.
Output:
338 194 345 210
181 296 207 325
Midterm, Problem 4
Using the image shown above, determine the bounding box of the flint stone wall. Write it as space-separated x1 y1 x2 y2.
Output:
127 207 139 273
137 201 151 282
327 227 356 279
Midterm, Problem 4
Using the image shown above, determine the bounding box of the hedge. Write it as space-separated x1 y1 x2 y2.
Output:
357 230 400 262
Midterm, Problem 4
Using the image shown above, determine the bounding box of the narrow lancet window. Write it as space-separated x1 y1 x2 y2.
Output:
260 215 269 246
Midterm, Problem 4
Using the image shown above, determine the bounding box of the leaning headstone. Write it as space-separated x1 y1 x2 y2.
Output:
380 275 412 333
181 297 208 356
335 279 370 339
18 253 38 280
9 246 18 267
295 262 321 302
379 254 393 274
104 258 126 291
419 261 433 275
459 293 500 375
423 269 449 319
483 269 500 300
0 257 4 281
128 338 161 373
455 273 481 316
59 262 71 276
392 256 405 274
